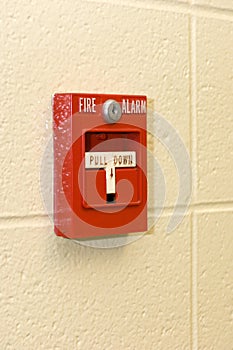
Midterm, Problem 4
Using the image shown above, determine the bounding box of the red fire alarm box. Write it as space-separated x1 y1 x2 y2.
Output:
53 93 147 239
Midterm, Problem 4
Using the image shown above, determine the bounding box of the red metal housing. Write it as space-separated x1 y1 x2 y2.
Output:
53 93 147 239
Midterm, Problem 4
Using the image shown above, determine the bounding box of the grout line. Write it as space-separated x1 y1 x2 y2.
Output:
0 215 52 229
85 0 190 14
190 15 198 205
0 201 233 224
146 201 233 212
191 201 233 212
0 213 53 220
192 4 233 21
192 1 233 16
0 203 233 229
191 213 198 350
84 0 233 21
189 14 198 348
190 211 193 350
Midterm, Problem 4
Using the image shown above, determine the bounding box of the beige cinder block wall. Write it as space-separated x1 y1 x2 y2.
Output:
0 1 232 349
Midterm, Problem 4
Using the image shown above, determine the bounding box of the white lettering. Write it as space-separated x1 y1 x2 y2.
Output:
136 100 140 113
86 152 136 169
126 99 130 113
131 100 135 113
92 98 96 112
79 98 83 112
86 98 91 112
121 99 147 114
79 97 97 113
122 99 126 114
141 100 146 113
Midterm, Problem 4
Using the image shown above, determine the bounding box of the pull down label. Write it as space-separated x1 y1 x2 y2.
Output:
85 151 136 195
85 151 136 169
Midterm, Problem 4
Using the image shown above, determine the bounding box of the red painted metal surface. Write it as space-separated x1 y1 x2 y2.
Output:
53 93 147 239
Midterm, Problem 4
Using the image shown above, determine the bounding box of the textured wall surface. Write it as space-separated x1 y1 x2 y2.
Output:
0 0 232 349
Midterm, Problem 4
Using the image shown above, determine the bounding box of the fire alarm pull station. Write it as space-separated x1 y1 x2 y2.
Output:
53 93 147 240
